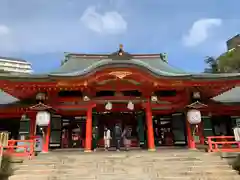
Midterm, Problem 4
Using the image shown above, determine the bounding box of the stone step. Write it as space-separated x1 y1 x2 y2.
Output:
15 164 232 172
35 154 216 158
34 154 216 158
8 174 240 180
20 162 231 169
24 158 228 162
34 152 220 155
9 175 96 180
9 151 239 180
30 158 223 161
13 168 237 176
17 163 232 167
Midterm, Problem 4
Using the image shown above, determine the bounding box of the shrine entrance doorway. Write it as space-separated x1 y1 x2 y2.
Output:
54 116 86 149
153 113 187 147
96 112 140 148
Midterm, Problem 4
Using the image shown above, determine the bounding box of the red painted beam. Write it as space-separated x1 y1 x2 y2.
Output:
0 113 22 119
1 66 240 89
93 83 145 91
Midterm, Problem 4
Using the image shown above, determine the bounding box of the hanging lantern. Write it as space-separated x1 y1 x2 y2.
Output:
193 92 201 99
36 92 47 101
127 101 134 110
36 111 50 126
105 102 112 110
187 109 201 124
151 96 158 102
83 96 90 101
21 114 27 121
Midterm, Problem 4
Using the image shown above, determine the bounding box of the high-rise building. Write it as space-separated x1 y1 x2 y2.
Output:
226 34 240 51
0 56 33 74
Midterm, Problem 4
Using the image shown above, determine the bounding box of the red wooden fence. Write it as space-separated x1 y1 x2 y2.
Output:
207 136 240 152
0 140 35 159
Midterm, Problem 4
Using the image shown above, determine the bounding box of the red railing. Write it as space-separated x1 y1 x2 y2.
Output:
0 140 35 159
207 136 240 152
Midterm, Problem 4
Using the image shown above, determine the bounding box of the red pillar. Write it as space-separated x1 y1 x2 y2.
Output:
84 106 92 152
186 119 196 149
42 123 51 153
145 100 155 151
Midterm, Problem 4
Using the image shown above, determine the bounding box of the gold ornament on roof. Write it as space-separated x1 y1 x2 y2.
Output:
118 44 124 56
109 71 132 79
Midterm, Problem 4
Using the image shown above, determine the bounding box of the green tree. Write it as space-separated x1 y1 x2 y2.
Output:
204 47 240 73
204 56 219 73
217 47 240 73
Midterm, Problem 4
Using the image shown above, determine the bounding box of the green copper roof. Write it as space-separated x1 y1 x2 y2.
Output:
50 55 190 77
0 90 19 104
48 53 240 80
212 86 240 103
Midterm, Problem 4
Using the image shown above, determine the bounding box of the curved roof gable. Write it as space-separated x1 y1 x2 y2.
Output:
50 51 189 77
0 90 19 105
212 86 240 103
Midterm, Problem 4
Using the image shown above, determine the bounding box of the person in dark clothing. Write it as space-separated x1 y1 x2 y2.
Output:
92 125 99 151
114 123 122 151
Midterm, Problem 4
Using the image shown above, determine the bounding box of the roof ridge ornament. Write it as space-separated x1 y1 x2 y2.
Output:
160 53 168 63
108 44 133 60
118 44 124 56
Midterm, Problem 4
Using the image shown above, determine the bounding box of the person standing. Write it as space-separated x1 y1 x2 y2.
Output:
122 126 132 151
114 123 122 151
103 126 111 151
92 125 99 152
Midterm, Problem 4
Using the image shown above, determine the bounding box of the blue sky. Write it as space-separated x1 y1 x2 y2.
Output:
0 0 239 73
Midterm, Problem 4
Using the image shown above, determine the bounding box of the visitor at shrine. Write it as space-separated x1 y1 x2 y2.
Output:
103 126 111 151
92 125 99 152
114 123 122 151
122 126 132 151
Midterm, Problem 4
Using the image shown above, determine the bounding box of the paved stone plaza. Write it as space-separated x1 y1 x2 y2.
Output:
10 149 239 180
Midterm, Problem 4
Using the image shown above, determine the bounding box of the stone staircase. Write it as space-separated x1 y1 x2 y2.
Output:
9 149 239 180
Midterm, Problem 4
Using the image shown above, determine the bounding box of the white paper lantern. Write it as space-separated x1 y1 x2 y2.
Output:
187 109 201 124
21 114 27 121
36 111 50 126
83 96 90 101
127 101 134 110
151 96 158 102
105 102 112 110
193 92 200 99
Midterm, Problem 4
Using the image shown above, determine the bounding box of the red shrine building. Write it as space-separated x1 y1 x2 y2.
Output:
0 45 240 152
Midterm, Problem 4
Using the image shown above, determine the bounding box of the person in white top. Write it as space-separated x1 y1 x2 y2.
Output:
233 127 240 140
104 127 111 151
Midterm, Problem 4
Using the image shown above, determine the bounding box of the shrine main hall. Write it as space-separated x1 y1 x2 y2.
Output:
0 45 240 152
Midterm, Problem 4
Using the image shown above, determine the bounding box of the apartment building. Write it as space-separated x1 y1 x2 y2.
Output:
0 56 33 74
226 34 240 51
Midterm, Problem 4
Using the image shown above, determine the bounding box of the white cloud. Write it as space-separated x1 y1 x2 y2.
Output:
0 25 10 35
80 6 127 35
182 18 222 47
